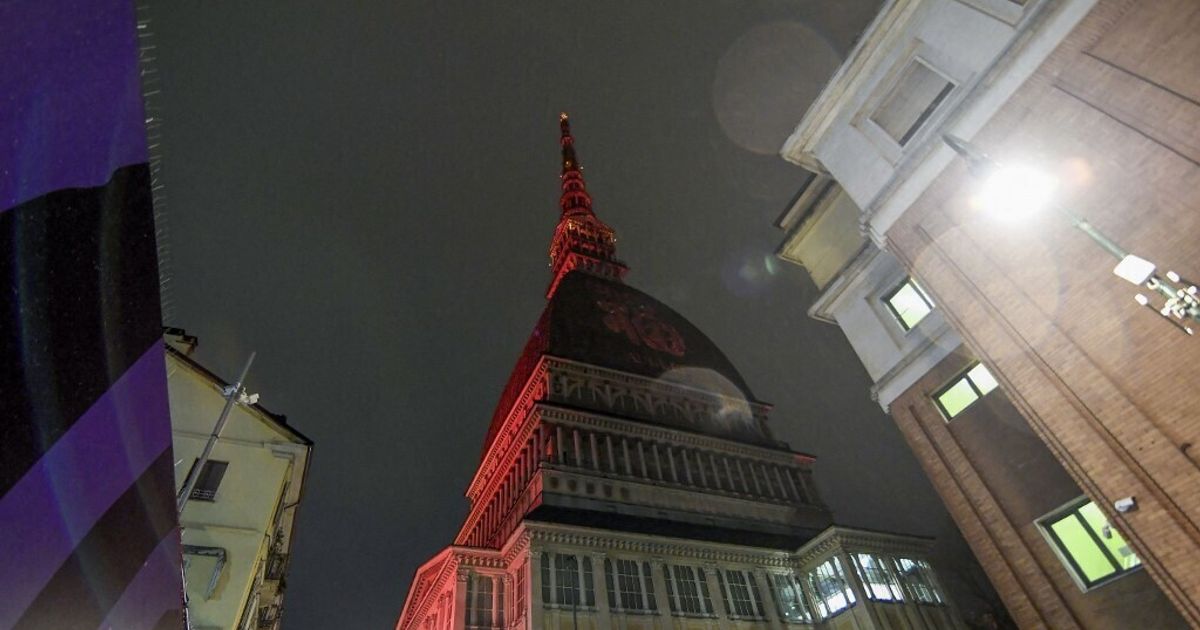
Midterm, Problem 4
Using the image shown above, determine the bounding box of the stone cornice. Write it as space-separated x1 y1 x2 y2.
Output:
794 526 934 568
537 404 814 467
780 0 921 170
521 521 796 569
546 357 773 421
467 358 550 499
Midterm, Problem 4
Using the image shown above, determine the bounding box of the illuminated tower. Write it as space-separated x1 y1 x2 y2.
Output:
397 115 965 630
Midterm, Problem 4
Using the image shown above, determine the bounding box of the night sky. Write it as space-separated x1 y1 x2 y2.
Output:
152 2 986 627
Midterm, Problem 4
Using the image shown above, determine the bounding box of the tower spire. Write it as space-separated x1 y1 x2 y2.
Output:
558 112 591 216
547 112 628 298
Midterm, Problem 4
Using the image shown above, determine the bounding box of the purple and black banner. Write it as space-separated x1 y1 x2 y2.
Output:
1 2 182 629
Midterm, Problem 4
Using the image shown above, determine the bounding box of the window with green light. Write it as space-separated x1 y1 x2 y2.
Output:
1040 499 1141 589
882 278 934 331
933 362 998 419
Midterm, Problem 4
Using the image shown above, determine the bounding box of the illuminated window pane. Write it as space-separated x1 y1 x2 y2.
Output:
936 379 979 418
934 361 999 420
1078 502 1142 571
967 364 998 395
1051 516 1115 583
1042 499 1142 588
884 279 934 330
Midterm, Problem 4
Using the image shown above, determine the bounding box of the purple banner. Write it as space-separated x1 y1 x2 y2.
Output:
1 0 183 627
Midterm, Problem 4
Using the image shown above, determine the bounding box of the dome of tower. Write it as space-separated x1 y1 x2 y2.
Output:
481 271 766 457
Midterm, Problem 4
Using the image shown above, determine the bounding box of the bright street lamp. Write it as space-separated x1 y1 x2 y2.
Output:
943 134 1200 335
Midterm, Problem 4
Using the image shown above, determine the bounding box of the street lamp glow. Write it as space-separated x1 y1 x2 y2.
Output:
943 133 1200 335
974 164 1058 223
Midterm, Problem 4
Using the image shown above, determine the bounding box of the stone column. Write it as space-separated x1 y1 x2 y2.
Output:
572 429 583 468
589 433 601 471
605 435 617 473
591 553 612 628
693 451 707 487
753 569 785 630
722 458 737 494
708 453 723 491
496 574 509 628
453 569 470 630
759 464 776 499
783 467 803 503
621 438 633 476
772 467 790 501
703 565 731 630
529 552 544 630
648 559 671 617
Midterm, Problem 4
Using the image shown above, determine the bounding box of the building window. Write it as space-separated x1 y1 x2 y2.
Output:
716 569 765 619
1040 499 1142 589
770 573 814 623
804 558 856 620
541 552 593 608
851 554 904 602
642 562 658 612
514 563 527 622
870 58 955 146
604 558 656 613
883 277 934 331
934 362 999 419
554 554 580 606
664 564 714 617
895 558 943 604
186 459 229 502
583 557 595 607
466 574 493 628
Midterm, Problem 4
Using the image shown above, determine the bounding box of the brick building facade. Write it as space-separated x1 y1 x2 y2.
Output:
774 0 1199 627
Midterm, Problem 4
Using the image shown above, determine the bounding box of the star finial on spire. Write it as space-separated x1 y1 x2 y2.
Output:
560 111 579 175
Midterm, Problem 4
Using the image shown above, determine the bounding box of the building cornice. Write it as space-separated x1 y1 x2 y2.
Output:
859 0 1092 242
780 0 922 171
537 404 815 466
467 355 780 502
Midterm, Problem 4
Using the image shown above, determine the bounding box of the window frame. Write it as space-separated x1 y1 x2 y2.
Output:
868 58 956 148
665 564 714 617
881 277 935 332
770 572 815 623
851 553 905 603
1037 498 1143 591
853 40 971 164
185 459 229 502
932 361 998 420
605 557 656 614
804 558 856 620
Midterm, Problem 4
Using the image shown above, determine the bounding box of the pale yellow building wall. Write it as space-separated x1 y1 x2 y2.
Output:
167 351 309 630
778 186 864 290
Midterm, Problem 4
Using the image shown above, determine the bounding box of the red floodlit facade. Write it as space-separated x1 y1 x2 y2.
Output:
397 115 966 630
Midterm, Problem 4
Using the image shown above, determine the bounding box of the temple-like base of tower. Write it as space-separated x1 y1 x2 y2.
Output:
398 521 966 630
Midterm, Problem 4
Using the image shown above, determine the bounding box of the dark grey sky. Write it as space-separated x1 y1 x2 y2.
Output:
154 2 983 628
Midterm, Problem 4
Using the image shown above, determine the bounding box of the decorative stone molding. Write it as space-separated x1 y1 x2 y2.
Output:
538 405 811 466
524 523 795 569
545 358 773 427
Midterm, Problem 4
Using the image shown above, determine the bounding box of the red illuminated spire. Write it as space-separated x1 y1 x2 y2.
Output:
547 112 628 298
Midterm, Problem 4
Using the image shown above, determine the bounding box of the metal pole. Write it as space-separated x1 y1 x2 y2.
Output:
177 351 256 513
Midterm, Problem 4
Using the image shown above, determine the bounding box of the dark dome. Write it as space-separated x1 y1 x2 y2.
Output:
481 272 760 457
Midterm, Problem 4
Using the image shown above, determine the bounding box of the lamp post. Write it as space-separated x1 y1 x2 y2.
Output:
943 134 1200 335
